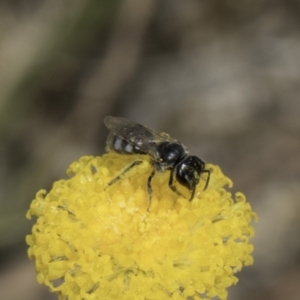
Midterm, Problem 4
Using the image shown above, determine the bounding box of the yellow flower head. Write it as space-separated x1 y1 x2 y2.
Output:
26 153 257 300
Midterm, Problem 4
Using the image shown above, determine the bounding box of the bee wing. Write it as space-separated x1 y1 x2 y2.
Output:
104 116 178 160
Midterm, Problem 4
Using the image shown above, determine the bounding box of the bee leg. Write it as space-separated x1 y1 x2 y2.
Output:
189 186 196 201
188 169 211 201
202 169 211 190
146 169 156 210
168 170 185 198
105 160 143 189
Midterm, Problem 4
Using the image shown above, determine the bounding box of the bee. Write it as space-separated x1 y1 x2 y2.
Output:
104 116 210 207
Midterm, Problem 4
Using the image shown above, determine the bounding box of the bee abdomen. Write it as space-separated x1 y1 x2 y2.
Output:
106 133 145 155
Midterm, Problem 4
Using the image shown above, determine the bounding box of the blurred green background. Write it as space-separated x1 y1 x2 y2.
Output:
1 1 300 299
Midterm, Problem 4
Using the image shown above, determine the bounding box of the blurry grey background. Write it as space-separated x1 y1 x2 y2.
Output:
0 0 300 299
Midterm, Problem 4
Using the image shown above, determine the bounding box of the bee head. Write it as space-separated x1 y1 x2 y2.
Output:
175 156 205 191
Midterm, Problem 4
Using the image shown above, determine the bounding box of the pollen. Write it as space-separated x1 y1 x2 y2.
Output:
26 153 257 300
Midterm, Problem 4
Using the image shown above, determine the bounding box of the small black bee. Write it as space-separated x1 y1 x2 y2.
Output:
104 116 210 206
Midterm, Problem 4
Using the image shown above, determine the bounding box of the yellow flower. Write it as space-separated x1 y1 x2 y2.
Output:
26 153 257 300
